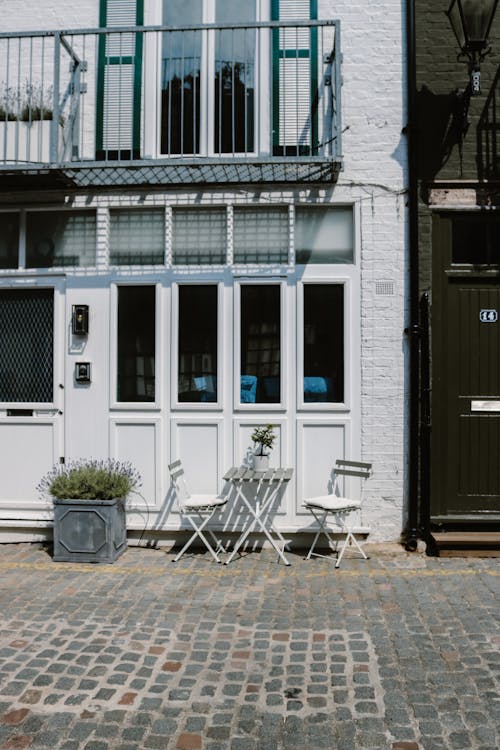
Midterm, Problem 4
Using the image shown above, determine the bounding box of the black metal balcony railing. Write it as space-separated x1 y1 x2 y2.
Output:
0 20 341 186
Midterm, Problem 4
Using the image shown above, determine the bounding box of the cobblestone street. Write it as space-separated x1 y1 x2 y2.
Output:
0 543 498 750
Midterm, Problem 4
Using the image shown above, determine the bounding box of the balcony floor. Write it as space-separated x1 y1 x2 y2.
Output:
0 157 341 192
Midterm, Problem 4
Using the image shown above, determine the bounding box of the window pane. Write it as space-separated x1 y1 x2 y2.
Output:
172 207 226 264
0 213 19 269
452 217 500 264
233 207 288 264
296 207 353 264
26 211 96 268
162 0 202 154
215 1 256 153
240 285 280 403
303 285 344 403
110 209 165 265
0 289 53 402
117 286 155 402
178 286 218 403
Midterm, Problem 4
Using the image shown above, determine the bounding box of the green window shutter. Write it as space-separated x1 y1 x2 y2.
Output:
272 0 318 156
96 0 143 158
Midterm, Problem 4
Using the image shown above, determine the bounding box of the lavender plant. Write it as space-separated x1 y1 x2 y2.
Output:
0 82 58 122
38 458 142 501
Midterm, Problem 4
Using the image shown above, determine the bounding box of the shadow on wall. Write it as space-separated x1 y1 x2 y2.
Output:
477 64 500 181
416 84 470 191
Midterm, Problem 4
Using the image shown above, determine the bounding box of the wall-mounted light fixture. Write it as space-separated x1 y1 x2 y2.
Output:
72 305 89 336
447 0 498 95
75 362 91 383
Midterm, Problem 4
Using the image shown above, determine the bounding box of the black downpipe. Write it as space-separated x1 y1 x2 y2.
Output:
405 0 420 551
419 293 431 542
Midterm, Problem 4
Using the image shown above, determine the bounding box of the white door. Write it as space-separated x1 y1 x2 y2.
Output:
0 278 65 515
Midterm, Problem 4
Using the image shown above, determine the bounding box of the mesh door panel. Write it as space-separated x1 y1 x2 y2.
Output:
0 289 54 402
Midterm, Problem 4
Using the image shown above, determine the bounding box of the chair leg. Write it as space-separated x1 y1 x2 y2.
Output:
207 528 226 555
174 511 223 563
335 531 369 568
306 509 339 560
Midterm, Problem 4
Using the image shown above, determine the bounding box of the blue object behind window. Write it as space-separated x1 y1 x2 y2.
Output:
241 375 257 402
194 376 217 402
304 376 334 402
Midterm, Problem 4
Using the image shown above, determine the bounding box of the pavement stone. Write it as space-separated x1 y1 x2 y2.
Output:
0 543 498 749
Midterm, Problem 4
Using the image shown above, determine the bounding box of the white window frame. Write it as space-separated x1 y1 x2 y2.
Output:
171 280 223 410
234 278 286 411
297 278 351 412
109 281 162 411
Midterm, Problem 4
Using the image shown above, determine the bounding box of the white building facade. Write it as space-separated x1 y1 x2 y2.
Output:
0 0 407 545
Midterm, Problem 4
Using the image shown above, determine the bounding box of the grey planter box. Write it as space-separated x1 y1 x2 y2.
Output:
52 497 127 563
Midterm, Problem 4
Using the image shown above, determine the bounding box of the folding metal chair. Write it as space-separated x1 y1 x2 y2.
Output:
168 460 228 563
304 459 372 568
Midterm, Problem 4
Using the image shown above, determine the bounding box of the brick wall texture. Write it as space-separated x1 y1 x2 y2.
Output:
1 0 408 541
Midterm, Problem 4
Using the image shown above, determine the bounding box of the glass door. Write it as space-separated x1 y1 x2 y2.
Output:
161 0 256 155
0 280 65 505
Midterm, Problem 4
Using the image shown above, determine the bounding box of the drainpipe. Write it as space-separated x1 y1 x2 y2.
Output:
404 0 420 552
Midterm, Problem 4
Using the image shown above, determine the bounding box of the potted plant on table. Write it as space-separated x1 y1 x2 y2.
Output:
38 458 141 564
250 425 277 471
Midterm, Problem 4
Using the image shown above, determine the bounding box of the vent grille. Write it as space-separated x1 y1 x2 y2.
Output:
375 281 395 296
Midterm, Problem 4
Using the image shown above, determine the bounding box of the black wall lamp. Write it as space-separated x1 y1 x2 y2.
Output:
447 0 498 95
72 305 89 336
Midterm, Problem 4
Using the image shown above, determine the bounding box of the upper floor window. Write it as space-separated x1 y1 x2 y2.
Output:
26 211 97 268
161 0 256 155
110 209 165 265
172 207 226 265
233 207 289 264
296 206 354 264
0 213 19 270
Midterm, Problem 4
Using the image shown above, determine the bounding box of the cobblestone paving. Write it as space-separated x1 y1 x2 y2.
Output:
0 544 498 750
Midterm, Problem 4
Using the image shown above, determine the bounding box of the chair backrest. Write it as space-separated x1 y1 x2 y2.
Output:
333 459 372 501
168 460 190 507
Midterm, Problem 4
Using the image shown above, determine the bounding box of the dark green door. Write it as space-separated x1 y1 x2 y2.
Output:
431 216 500 524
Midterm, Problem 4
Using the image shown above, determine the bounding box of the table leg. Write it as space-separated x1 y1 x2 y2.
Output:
225 481 290 566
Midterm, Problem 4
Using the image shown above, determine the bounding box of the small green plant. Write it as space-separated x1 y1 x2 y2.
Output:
251 425 277 456
38 459 141 501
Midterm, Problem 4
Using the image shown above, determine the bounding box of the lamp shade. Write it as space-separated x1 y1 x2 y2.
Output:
447 0 498 51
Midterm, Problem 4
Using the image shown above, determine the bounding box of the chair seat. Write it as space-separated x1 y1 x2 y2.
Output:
304 496 361 512
182 494 228 510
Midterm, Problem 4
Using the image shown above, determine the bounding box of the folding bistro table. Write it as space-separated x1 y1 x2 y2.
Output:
223 466 294 565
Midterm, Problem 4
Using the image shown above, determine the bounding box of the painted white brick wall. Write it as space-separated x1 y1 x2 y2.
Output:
0 0 408 542
0 2 98 31
320 1 407 539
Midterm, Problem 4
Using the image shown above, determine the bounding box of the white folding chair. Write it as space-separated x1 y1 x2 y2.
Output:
304 459 372 568
168 460 228 563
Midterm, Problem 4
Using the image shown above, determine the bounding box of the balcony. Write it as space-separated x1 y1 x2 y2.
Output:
0 20 341 190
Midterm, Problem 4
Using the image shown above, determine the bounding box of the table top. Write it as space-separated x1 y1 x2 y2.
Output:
223 466 293 483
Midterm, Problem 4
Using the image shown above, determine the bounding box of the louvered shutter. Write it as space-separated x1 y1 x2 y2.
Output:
96 0 143 158
272 0 317 156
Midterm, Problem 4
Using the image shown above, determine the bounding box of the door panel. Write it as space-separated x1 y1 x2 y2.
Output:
432 277 500 518
0 284 64 506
